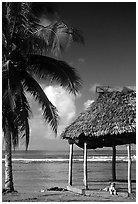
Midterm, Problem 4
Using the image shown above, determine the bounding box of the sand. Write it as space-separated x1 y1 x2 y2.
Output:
2 150 136 202
2 187 136 202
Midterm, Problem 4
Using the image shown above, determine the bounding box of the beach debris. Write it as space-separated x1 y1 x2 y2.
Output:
47 187 67 192
67 185 86 195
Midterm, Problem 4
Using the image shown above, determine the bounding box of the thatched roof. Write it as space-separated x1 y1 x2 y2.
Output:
61 87 136 149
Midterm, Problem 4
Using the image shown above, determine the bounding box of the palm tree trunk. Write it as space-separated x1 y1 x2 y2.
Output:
4 125 14 192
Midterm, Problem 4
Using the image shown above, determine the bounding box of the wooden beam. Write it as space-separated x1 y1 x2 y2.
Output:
68 143 73 186
112 144 116 181
127 144 132 194
67 185 85 195
83 142 88 189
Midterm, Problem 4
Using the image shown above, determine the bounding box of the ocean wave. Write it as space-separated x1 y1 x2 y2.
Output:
2 155 136 163
87 155 136 162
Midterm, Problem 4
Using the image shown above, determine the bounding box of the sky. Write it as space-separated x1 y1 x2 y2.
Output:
20 2 136 151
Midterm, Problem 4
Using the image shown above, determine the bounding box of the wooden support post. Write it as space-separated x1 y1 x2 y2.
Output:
112 144 116 181
83 142 88 189
68 141 73 186
127 144 132 194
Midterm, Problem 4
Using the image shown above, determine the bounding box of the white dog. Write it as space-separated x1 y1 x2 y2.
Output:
109 182 117 195
102 182 117 195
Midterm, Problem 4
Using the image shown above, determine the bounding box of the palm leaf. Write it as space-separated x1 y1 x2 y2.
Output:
14 89 32 150
27 54 82 95
2 61 24 108
10 119 19 150
22 71 59 133
2 102 19 150
47 21 84 55
2 3 10 41
3 2 38 48
2 33 7 51
2 66 32 150
3 61 16 111
2 2 83 151
21 34 49 56
6 3 30 38
22 20 84 56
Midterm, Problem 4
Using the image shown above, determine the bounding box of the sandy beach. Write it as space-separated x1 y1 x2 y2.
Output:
2 187 136 202
2 149 136 202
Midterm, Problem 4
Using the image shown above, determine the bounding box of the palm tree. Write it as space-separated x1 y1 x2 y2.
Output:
2 2 83 193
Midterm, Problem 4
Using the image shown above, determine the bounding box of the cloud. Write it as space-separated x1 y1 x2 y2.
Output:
84 99 94 110
28 85 78 143
78 58 85 63
82 82 100 111
21 85 80 150
44 86 76 136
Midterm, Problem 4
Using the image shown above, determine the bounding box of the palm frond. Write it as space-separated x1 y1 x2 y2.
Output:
3 61 16 111
2 67 32 150
10 120 19 150
2 103 9 133
22 71 59 133
2 61 24 108
2 101 30 151
68 27 84 44
25 21 84 56
27 54 82 95
6 3 29 38
16 91 31 150
20 34 49 56
2 3 9 40
3 3 84 57
23 119 30 151
3 2 38 48
2 102 19 150
2 2 83 151
2 33 7 49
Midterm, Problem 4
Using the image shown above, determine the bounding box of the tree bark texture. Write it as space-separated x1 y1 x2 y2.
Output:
4 125 14 192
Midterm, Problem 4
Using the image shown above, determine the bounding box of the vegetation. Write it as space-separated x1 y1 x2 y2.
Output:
2 2 83 193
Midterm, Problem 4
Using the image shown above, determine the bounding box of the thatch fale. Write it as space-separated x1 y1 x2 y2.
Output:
61 87 136 149
61 86 136 194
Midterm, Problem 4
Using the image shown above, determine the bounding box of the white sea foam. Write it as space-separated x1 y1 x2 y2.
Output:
87 155 136 162
2 155 136 163
2 158 69 163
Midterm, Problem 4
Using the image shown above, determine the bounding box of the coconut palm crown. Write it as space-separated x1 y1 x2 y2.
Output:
2 2 83 150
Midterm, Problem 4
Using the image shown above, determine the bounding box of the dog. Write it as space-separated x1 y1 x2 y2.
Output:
109 182 117 195
102 182 117 195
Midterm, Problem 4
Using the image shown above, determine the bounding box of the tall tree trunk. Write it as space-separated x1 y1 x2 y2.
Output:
4 125 14 192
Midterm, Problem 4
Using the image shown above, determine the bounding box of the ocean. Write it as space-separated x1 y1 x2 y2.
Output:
2 149 136 193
